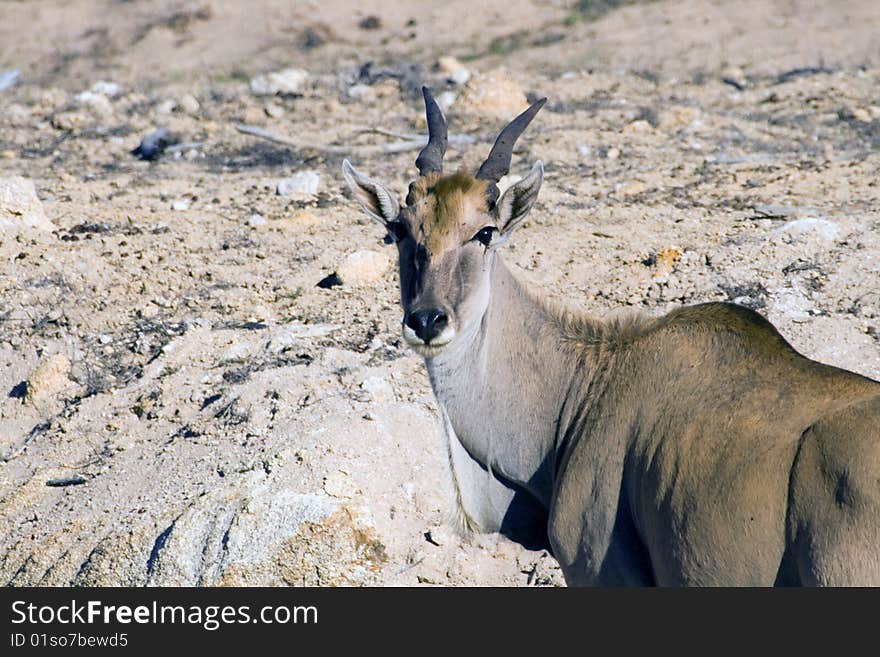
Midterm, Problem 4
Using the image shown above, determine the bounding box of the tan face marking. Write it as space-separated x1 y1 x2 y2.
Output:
404 172 494 255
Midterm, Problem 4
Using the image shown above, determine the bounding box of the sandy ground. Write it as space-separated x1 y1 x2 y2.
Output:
1 0 878 586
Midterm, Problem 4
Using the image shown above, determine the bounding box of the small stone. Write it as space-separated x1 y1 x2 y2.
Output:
358 15 382 30
90 80 121 97
437 56 466 74
425 525 455 547
771 218 839 241
277 171 321 197
323 471 358 498
459 69 528 119
248 213 267 227
155 99 177 114
250 68 308 96
617 180 646 196
264 103 284 118
606 147 620 160
75 91 113 116
178 93 200 114
337 249 391 285
437 90 458 113
25 354 72 403
850 107 871 122
624 119 652 134
171 200 189 211
360 375 394 402
0 150 15 159
449 69 471 86
0 176 54 232
242 106 265 125
285 209 318 228
347 84 376 102
51 111 89 131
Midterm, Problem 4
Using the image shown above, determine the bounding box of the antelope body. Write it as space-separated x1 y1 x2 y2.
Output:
343 89 880 586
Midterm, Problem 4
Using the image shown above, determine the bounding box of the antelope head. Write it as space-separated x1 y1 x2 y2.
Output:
343 87 546 357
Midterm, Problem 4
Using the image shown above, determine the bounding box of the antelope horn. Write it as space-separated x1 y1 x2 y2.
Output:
475 97 547 205
414 86 448 176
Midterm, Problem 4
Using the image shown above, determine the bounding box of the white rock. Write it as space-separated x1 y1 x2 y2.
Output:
178 93 200 114
337 249 391 285
276 171 320 197
449 69 471 85
171 200 189 211
323 471 358 498
268 323 341 352
437 90 458 113
264 102 284 118
248 213 267 226
250 68 308 96
361 375 394 402
771 217 839 241
0 176 54 232
0 69 19 92
90 80 121 97
156 99 177 114
75 91 113 116
347 84 376 102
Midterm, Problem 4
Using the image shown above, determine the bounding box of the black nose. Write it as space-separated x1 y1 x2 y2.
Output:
406 309 448 343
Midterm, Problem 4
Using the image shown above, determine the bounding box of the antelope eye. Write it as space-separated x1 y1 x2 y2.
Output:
472 226 496 246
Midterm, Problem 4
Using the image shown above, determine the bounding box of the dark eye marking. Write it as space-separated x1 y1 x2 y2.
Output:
386 220 408 243
471 226 497 247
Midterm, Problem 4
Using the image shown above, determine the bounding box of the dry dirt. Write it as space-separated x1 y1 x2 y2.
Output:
1 0 878 586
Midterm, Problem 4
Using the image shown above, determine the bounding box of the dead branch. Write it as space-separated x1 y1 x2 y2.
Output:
235 124 476 155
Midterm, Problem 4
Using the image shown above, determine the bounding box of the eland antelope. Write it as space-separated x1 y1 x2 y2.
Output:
342 87 880 586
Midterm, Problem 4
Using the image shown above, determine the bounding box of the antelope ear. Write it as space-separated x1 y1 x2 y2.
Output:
494 161 543 237
342 159 400 226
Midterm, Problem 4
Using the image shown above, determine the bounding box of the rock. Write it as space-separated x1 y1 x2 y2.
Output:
25 354 72 403
51 111 89 131
437 90 458 113
358 15 382 30
264 102 284 118
437 56 466 74
0 176 54 232
347 84 376 102
617 180 646 196
284 209 319 229
250 68 308 96
178 93 200 114
90 80 121 97
171 200 189 211
323 471 358 498
337 249 391 285
75 91 113 116
437 56 470 85
155 99 177 114
361 375 394 402
606 147 620 160
277 171 321 197
139 473 385 586
771 218 839 241
131 127 175 161
425 525 456 547
248 213 267 227
0 69 19 92
268 322 341 352
624 119 653 134
459 69 528 119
